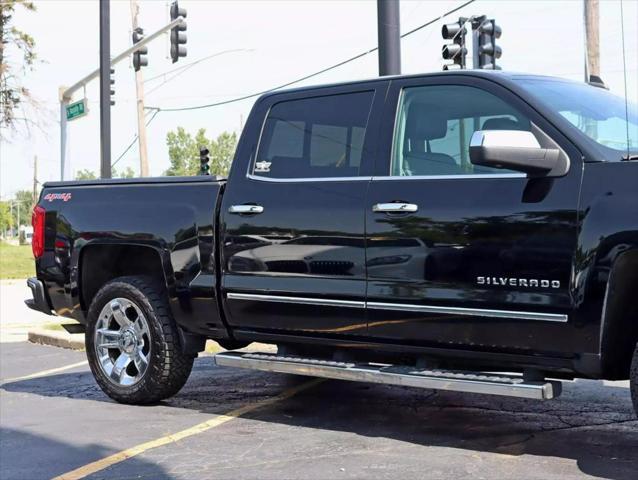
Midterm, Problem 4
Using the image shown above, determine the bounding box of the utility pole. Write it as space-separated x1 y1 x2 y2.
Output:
584 0 600 82
377 0 401 76
583 0 599 138
32 155 38 204
99 0 112 179
130 0 149 176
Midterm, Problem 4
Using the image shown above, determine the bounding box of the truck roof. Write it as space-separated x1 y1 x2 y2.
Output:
257 70 576 100
43 175 225 189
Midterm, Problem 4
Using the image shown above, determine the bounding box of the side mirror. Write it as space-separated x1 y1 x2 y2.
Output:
469 130 561 175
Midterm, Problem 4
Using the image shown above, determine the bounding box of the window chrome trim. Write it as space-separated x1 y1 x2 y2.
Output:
226 292 365 309
371 173 527 181
387 85 530 180
248 88 377 183
226 293 568 322
246 174 372 183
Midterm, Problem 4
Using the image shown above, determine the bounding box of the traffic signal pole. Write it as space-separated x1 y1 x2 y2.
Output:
99 0 112 179
377 0 401 76
58 15 185 180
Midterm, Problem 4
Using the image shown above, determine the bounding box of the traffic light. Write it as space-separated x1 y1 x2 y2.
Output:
132 27 148 72
110 68 115 106
170 1 187 63
477 19 502 70
441 18 467 70
199 146 210 175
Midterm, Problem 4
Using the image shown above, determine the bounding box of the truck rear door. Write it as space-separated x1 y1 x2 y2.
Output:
364 75 587 355
220 82 387 337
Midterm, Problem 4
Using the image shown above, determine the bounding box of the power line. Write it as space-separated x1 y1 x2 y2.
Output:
147 0 476 113
144 48 253 94
114 0 475 164
111 109 160 169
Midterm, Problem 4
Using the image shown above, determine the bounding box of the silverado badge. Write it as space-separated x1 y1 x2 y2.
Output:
477 276 560 289
254 160 272 173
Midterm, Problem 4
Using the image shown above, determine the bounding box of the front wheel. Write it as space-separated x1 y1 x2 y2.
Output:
631 343 638 417
85 276 194 404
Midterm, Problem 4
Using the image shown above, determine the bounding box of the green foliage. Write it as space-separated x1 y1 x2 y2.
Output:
165 127 237 177
0 242 34 279
75 166 136 180
116 166 135 179
0 201 12 231
75 169 97 180
0 0 38 136
11 189 34 227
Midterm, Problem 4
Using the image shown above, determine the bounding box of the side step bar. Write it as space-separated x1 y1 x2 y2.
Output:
214 352 562 400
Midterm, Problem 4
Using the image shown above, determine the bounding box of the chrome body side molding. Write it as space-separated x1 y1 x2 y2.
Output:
367 301 568 322
226 292 365 309
225 293 569 322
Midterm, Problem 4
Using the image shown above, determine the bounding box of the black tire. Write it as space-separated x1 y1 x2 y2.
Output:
85 276 194 404
631 343 638 417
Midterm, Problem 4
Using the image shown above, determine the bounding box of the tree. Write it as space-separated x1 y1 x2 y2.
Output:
116 166 135 179
210 131 237 177
0 0 38 137
75 166 136 180
75 169 97 181
0 201 12 232
10 189 34 227
165 127 237 177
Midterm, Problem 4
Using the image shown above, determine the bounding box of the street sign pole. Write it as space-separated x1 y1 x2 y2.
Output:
58 15 185 180
59 87 70 180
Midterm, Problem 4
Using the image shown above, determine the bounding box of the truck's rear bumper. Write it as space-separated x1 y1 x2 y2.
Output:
25 277 53 316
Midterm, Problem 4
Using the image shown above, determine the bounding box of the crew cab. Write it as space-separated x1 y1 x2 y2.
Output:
27 71 638 413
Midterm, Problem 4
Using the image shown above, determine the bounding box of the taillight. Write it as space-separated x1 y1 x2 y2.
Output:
32 205 45 258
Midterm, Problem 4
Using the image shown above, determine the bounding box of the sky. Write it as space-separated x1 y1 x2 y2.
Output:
1 0 637 199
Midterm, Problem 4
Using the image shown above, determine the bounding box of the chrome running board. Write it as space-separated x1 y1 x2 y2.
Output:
214 352 562 400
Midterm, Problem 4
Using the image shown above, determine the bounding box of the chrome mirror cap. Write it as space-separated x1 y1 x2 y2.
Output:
469 129 561 176
469 130 541 149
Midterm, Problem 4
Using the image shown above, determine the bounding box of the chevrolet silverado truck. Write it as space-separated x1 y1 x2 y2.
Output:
27 71 638 414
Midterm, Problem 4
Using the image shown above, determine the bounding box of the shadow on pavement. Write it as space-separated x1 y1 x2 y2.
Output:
0 427 171 480
3 356 637 480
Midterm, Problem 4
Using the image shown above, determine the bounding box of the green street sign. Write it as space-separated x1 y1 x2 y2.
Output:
66 99 88 121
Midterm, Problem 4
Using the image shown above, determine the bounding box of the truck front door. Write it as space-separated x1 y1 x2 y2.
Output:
364 76 588 356
220 84 385 338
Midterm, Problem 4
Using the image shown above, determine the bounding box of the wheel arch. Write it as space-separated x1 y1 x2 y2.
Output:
77 243 171 316
600 248 638 379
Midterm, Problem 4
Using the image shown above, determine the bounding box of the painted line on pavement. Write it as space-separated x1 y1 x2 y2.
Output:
53 377 324 480
0 360 89 386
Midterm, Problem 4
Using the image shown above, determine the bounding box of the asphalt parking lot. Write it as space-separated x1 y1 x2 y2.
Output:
0 341 636 480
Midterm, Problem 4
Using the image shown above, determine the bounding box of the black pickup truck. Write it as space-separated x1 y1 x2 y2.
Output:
28 71 638 413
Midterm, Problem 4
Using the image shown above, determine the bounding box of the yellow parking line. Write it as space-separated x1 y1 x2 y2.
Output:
0 360 88 386
53 377 324 480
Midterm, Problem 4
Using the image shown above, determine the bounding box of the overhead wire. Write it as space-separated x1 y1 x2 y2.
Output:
147 0 476 112
114 0 476 165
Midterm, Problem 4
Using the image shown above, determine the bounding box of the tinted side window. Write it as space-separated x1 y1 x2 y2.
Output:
391 85 531 177
254 91 374 179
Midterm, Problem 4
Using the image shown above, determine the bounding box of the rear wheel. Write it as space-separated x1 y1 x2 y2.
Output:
631 343 638 417
85 276 194 404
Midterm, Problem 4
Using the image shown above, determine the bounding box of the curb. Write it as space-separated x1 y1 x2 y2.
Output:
28 328 85 350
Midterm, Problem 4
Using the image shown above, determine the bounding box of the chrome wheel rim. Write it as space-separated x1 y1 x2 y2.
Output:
94 298 151 386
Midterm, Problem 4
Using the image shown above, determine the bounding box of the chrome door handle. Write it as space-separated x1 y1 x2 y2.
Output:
228 204 264 214
373 202 418 213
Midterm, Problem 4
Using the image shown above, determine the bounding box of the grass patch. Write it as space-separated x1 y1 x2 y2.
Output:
0 242 34 279
42 322 66 331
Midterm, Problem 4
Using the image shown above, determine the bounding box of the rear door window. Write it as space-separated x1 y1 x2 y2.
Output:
254 91 374 179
